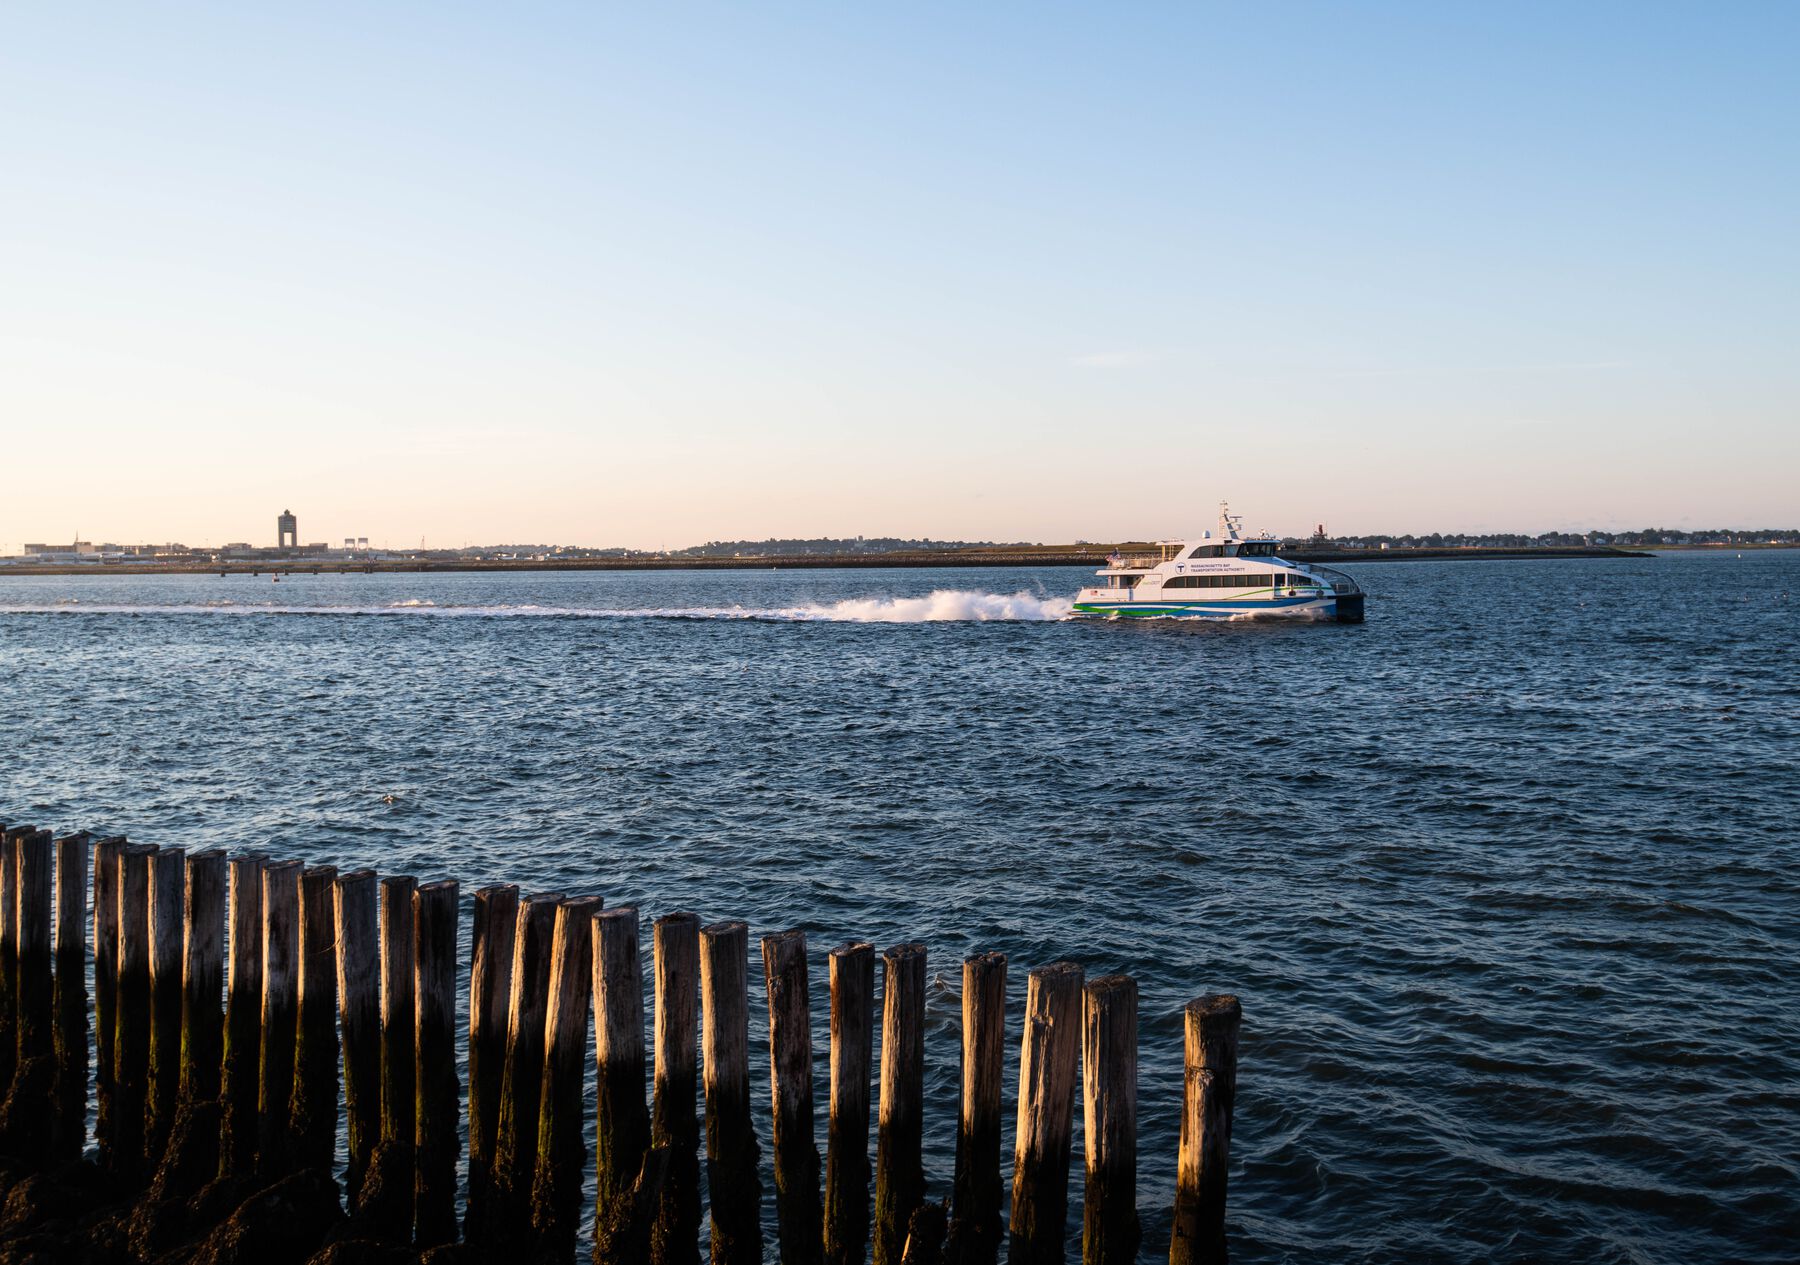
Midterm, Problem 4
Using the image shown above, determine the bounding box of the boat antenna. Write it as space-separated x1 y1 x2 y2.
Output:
1218 502 1243 540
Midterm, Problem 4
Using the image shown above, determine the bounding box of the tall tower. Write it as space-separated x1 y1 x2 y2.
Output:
277 509 298 550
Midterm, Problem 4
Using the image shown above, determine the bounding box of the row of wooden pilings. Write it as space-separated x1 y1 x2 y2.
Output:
0 822 1241 1264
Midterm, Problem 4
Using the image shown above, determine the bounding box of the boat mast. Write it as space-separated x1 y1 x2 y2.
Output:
1218 501 1244 541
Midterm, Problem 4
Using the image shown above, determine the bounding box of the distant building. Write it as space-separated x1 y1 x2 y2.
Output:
278 509 298 550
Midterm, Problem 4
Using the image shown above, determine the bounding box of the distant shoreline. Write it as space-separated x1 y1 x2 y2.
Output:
0 544 1657 576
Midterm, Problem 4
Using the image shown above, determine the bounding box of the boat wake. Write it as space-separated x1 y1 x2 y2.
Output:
3 590 1075 623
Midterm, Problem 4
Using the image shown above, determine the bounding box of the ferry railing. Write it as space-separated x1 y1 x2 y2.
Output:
1308 564 1362 595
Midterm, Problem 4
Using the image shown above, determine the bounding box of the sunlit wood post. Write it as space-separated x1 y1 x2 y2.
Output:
413 879 461 1247
824 941 874 1265
1168 996 1240 1265
763 929 822 1265
701 920 760 1265
51 832 92 1163
529 894 598 1259
464 882 518 1240
950 951 1007 1263
1008 961 1084 1265
874 943 926 1265
1081 975 1139 1265
651 911 703 1265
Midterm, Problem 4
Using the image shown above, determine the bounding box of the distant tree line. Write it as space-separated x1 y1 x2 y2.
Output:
666 536 1029 557
1282 528 1800 549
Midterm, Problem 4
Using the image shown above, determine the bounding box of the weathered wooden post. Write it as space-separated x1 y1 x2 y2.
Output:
530 895 598 1260
378 875 417 1164
1081 976 1138 1265
5 829 56 1146
950 951 1007 1263
651 911 702 1265
92 835 125 1166
353 873 416 1236
218 853 264 1177
824 941 874 1265
1008 961 1084 1265
257 858 302 1175
336 869 380 1199
52 832 91 1163
141 847 228 1190
146 846 187 1168
1168 995 1240 1265
464 883 518 1240
700 920 760 1265
291 864 340 1172
13 831 55 1064
414 879 461 1248
114 843 156 1178
491 890 561 1238
875 942 927 1265
762 929 821 1265
592 904 647 1262
179 851 228 1106
0 828 20 1096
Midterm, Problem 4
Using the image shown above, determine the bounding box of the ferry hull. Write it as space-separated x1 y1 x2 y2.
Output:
1071 595 1347 620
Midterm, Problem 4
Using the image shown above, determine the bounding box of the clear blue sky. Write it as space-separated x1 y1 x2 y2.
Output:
3 2 1795 548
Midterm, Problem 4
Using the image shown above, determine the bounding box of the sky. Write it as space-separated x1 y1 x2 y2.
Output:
3 2 1796 549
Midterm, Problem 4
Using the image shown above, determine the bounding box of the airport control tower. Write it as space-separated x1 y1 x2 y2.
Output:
277 509 297 550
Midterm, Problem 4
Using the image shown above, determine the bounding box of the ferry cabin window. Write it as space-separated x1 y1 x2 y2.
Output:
1187 545 1223 559
1239 542 1275 556
1166 573 1278 589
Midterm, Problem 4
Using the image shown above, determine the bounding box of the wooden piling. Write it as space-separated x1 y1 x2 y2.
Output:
875 943 927 1265
592 904 646 1262
13 830 54 1066
530 894 598 1260
700 920 760 1265
650 911 702 1265
824 941 874 1265
0 828 20 1096
762 929 821 1265
218 853 264 1177
1008 961 1085 1265
1168 996 1240 1265
950 952 1007 1263
464 883 518 1240
352 872 415 1237
145 846 186 1167
414 879 461 1248
291 864 340 1172
6 829 56 1150
336 869 380 1199
257 858 302 1175
491 890 562 1238
114 843 156 1177
52 832 91 1164
378 875 417 1156
92 835 124 1165
1081 976 1139 1265
179 851 227 1106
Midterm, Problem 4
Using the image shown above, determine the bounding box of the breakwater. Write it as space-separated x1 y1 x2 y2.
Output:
0 823 1239 1264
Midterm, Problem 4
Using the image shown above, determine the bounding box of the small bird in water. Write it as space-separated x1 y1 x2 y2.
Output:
382 793 400 804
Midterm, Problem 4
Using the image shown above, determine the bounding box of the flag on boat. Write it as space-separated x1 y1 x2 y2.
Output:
1107 550 1122 563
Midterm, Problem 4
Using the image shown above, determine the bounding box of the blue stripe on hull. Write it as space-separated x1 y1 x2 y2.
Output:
1072 596 1335 618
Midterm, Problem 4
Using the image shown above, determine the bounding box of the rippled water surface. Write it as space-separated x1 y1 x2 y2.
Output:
3 552 1797 1263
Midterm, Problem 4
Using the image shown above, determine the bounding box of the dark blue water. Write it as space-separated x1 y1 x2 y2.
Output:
3 552 1797 1263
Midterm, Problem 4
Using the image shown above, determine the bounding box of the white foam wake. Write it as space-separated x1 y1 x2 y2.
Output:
779 590 1072 622
0 589 1074 623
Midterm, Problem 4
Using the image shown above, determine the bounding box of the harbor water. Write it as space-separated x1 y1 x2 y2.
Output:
2 550 1796 1262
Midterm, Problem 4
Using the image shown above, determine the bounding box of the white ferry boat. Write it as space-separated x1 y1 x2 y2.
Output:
1072 506 1365 622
